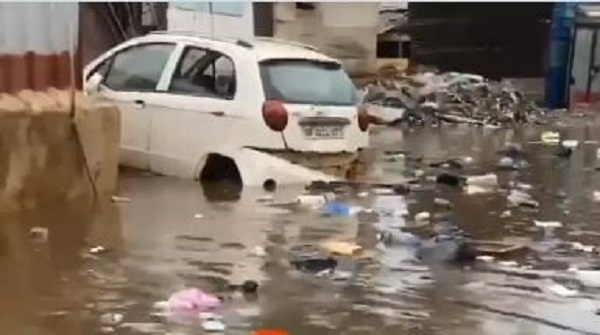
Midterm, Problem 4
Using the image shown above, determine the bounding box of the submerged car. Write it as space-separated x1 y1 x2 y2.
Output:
84 31 370 186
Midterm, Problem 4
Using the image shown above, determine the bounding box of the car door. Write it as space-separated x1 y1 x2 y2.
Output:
86 42 178 170
147 44 243 178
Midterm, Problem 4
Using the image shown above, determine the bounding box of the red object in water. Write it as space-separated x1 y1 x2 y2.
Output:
357 104 371 132
253 330 289 335
262 100 289 132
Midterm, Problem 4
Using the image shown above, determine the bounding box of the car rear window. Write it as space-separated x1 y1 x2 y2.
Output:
259 59 359 106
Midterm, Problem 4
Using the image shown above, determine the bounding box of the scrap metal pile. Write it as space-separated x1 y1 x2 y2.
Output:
361 68 547 127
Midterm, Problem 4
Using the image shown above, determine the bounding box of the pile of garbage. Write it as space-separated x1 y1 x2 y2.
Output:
361 69 547 127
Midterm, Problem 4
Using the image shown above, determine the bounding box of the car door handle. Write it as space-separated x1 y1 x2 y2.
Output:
134 99 145 108
209 111 225 117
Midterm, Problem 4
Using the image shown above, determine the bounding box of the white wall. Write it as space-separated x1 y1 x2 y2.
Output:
0 2 78 54
167 2 254 41
273 2 379 76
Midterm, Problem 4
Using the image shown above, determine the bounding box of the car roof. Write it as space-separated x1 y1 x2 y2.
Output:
145 31 340 64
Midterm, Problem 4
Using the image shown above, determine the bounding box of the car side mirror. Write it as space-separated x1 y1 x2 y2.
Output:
85 72 104 94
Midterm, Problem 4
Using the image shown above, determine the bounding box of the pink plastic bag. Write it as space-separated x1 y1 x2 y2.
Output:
167 288 221 311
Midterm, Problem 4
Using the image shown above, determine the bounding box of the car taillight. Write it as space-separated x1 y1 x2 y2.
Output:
357 105 370 132
262 100 288 132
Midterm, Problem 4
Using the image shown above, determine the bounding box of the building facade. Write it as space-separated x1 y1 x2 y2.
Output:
166 2 380 77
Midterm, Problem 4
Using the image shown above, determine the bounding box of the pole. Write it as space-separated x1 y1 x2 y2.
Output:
209 2 214 37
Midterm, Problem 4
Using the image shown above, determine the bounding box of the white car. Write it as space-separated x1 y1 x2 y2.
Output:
84 31 370 187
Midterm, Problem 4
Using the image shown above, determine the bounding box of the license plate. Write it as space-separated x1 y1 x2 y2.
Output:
303 125 344 139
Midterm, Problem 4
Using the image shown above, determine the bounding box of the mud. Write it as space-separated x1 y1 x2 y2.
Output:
1 115 600 334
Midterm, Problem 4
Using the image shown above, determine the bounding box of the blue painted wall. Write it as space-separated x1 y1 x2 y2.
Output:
545 2 577 109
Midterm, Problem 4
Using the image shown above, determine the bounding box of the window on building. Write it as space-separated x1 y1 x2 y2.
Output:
376 39 411 59
103 43 175 91
168 46 236 99
171 2 245 17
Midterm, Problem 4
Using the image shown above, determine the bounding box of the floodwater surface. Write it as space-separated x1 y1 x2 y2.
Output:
1 116 600 335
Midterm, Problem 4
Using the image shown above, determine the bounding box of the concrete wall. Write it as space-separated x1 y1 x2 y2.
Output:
273 2 379 76
0 90 120 213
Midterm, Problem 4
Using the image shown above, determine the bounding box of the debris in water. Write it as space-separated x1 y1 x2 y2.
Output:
100 313 124 325
515 182 533 191
153 301 169 311
250 246 267 257
593 191 600 202
167 288 221 311
546 283 579 297
434 198 453 209
497 156 516 169
507 190 539 208
436 173 464 187
466 173 498 187
572 242 596 253
263 179 277 192
373 188 396 195
322 201 362 217
554 145 573 159
498 261 519 267
534 220 562 228
541 131 560 145
500 210 511 218
465 184 493 195
89 246 107 255
29 227 49 241
471 240 529 257
322 241 362 256
476 255 495 262
241 280 259 294
561 140 579 149
253 330 289 335
393 184 411 195
332 270 354 281
291 257 337 273
297 193 334 208
111 195 131 203
201 318 226 332
414 211 431 225
193 213 204 219
573 269 600 288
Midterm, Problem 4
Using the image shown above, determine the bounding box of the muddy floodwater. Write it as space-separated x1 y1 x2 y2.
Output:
2 116 600 335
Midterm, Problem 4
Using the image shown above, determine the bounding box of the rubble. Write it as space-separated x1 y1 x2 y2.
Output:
362 70 546 127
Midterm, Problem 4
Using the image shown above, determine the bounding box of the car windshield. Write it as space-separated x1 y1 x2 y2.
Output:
259 59 359 106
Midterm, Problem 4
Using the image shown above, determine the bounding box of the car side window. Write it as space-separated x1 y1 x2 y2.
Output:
168 46 236 100
103 43 175 92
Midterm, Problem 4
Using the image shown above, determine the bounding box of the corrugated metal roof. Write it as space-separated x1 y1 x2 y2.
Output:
0 3 80 93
